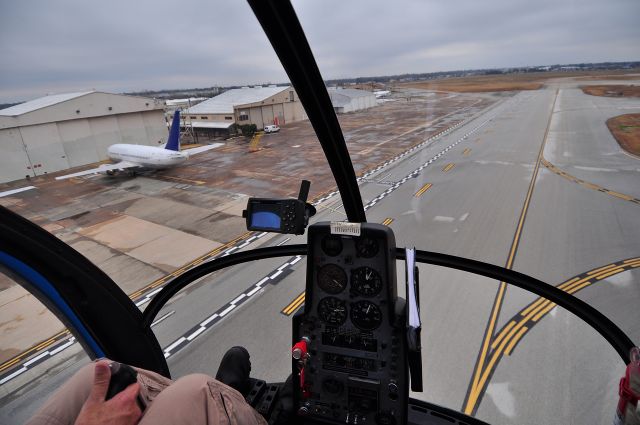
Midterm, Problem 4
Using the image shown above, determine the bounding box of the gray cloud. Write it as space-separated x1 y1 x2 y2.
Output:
1 0 638 103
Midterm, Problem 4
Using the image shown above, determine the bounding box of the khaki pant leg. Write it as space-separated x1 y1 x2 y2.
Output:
25 361 95 425
26 360 174 425
139 374 267 425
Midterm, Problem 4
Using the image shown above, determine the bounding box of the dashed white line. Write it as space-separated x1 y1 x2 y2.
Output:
200 313 219 327
219 305 236 317
164 337 186 353
247 286 262 296
187 327 207 341
230 294 246 305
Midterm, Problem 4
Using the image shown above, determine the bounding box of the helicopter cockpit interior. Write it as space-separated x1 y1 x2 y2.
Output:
0 0 638 424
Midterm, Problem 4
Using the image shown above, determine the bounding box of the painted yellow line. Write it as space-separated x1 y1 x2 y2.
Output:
542 159 640 204
587 263 618 276
504 326 528 356
463 89 558 416
33 337 57 352
0 357 22 372
566 279 598 295
607 190 634 201
470 282 506 395
463 148 471 156
282 292 306 315
149 279 166 289
557 276 582 290
283 292 305 314
466 257 640 412
624 259 640 268
414 183 433 197
532 302 558 322
593 267 625 281
286 298 306 316
381 218 394 226
490 321 516 350
583 182 603 191
519 275 582 318
442 163 455 172
469 318 521 405
562 274 599 292
519 298 547 318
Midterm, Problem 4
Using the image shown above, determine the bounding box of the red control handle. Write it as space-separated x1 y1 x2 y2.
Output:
292 339 311 398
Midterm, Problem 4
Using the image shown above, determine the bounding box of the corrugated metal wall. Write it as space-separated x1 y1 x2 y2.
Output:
0 110 166 183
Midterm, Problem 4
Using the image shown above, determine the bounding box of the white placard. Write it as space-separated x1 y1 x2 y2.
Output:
330 222 361 236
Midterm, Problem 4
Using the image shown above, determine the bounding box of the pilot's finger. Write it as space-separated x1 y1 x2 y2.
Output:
88 360 111 402
113 382 140 403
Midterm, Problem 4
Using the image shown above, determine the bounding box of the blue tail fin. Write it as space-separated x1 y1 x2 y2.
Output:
165 110 181 151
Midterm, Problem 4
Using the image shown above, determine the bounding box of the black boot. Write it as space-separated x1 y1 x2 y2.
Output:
215 346 252 396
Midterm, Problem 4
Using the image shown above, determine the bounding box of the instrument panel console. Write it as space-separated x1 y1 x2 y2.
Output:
293 222 408 425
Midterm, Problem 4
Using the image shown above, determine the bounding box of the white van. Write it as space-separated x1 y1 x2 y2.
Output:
264 125 280 133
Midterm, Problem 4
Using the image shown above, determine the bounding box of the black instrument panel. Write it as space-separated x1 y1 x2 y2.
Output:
293 223 408 425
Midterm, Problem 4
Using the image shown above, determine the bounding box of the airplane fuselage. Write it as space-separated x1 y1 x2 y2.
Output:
107 144 188 169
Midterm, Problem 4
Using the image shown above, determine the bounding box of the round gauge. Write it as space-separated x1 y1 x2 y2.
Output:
321 235 343 256
356 237 379 258
351 267 383 297
318 297 348 326
350 300 382 331
317 264 347 294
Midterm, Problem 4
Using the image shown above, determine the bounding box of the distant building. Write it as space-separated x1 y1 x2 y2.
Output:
327 88 376 114
164 97 207 113
184 86 306 136
0 91 166 183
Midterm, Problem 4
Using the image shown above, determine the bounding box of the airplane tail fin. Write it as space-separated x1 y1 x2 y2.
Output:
165 110 181 151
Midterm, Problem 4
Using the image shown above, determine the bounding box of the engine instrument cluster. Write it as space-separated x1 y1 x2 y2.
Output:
293 222 407 425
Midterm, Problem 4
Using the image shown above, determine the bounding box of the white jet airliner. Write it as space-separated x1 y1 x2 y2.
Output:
56 111 221 180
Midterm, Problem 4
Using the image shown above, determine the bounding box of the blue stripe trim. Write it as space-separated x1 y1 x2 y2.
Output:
0 251 104 358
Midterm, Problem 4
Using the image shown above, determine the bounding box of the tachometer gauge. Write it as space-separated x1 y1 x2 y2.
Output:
321 235 343 256
317 264 347 294
350 300 382 331
351 266 382 297
355 237 379 258
318 297 348 326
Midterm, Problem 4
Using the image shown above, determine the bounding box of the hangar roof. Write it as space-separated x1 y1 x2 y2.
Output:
186 86 290 114
327 88 374 98
0 91 93 116
0 91 164 131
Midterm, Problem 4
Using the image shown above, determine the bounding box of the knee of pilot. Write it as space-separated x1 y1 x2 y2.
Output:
171 373 213 395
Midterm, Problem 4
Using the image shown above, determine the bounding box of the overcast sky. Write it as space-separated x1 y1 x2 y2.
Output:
0 0 638 103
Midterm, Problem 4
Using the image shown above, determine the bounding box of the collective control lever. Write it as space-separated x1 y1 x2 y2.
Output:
293 337 311 404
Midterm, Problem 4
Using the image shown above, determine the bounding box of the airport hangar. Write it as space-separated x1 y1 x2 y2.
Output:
0 91 166 183
183 85 307 137
327 87 376 114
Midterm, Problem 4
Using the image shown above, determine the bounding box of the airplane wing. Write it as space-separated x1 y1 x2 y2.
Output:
183 143 224 155
55 162 140 180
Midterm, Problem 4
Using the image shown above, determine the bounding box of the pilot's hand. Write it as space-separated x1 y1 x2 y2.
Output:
74 360 142 425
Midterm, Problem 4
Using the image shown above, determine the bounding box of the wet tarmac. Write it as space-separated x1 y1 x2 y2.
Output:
0 88 498 361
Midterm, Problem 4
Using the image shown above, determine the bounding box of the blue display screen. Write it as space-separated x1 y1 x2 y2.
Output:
251 211 281 229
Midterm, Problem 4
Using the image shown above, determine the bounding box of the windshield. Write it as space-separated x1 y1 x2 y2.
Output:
1 1 639 424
